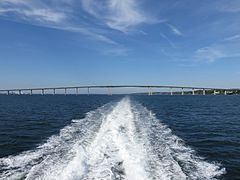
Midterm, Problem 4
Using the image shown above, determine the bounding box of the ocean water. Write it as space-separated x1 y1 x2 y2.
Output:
0 95 239 180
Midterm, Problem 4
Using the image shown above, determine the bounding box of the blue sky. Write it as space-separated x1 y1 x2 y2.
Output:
0 0 240 89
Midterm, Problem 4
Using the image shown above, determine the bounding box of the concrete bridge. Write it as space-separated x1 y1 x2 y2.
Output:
0 85 239 95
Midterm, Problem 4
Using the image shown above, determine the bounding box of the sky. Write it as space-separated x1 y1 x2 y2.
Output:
0 0 240 90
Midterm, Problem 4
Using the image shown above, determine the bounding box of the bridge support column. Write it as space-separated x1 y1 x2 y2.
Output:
76 88 79 95
53 89 56 95
148 87 153 96
170 88 173 95
88 88 90 96
7 90 10 95
19 90 21 95
181 88 184 95
108 87 112 96
41 89 45 95
64 88 67 96
30 90 33 95
203 89 206 95
224 90 227 95
214 90 217 95
192 88 195 95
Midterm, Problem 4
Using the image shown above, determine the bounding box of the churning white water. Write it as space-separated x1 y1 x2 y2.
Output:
0 97 225 180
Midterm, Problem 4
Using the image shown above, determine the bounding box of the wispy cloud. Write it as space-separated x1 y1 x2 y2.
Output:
194 39 240 62
195 47 225 63
81 0 157 33
0 0 118 44
102 47 130 56
224 34 240 41
46 25 118 45
0 1 67 23
2 8 66 23
0 0 160 46
160 33 176 48
215 0 240 13
168 24 183 36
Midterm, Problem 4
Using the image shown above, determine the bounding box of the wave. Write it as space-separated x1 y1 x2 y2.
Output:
0 97 225 180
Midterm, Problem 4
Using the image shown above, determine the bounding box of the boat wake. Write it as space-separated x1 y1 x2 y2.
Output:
0 97 225 180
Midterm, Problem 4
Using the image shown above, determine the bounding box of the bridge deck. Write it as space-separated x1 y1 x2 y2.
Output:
0 85 239 95
0 85 238 92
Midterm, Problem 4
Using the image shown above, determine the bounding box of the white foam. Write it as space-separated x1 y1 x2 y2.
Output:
0 97 225 180
131 102 226 179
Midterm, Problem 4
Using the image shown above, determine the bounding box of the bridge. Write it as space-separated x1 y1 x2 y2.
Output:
0 85 239 95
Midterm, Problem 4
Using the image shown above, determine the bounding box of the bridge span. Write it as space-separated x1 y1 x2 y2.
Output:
0 85 239 95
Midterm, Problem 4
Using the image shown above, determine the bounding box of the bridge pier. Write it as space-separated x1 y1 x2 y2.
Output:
64 88 67 96
108 87 112 96
213 90 217 95
192 88 195 95
42 89 44 95
76 88 79 95
30 89 33 95
88 88 90 95
7 90 10 95
181 88 184 95
170 88 173 95
53 89 56 95
148 87 151 96
203 89 206 95
19 90 21 95
224 90 227 95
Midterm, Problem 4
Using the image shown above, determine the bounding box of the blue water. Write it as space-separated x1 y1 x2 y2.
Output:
0 95 239 179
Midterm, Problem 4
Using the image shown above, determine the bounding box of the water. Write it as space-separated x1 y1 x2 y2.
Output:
0 95 239 180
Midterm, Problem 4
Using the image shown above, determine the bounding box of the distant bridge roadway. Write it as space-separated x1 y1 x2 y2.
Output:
0 85 239 95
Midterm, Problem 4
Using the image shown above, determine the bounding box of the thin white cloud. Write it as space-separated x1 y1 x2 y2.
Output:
102 47 130 56
0 1 67 23
194 40 240 62
0 0 160 45
1 7 67 23
224 34 240 41
43 25 118 45
215 0 240 13
197 0 240 14
1 0 28 5
160 33 176 48
195 47 225 62
168 24 183 36
0 0 117 44
81 0 157 33
23 9 66 23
